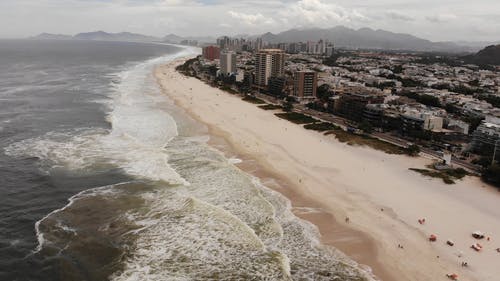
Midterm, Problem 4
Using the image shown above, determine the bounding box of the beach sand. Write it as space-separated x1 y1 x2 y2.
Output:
155 58 500 281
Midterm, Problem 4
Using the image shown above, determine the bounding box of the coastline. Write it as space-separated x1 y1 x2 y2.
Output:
155 57 500 281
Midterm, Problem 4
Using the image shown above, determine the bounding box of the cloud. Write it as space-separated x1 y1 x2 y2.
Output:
0 0 499 41
228 11 274 25
426 13 458 23
385 10 414 21
282 0 369 25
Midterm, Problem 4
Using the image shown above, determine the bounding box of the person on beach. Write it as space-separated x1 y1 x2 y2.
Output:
345 217 350 223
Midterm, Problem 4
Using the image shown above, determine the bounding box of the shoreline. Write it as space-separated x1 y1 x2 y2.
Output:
156 57 500 281
206 127 394 281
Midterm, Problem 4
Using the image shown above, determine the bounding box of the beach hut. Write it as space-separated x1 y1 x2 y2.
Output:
429 234 437 242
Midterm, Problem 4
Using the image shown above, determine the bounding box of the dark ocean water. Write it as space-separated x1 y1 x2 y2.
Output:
0 40 372 281
0 40 183 280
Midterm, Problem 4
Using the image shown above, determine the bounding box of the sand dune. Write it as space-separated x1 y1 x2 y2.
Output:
156 59 500 281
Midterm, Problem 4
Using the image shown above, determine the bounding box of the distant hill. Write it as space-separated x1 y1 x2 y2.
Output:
256 26 478 53
31 33 73 40
163 33 185 43
31 31 160 42
464 45 500 66
74 31 160 42
162 34 215 44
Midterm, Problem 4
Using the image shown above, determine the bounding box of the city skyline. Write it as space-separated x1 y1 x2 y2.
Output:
1 0 499 42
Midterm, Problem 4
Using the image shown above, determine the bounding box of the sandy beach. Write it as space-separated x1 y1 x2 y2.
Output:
156 58 500 281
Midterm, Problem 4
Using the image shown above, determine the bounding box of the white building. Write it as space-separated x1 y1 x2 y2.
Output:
220 51 237 76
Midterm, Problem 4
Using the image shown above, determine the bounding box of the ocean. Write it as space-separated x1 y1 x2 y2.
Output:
0 40 371 281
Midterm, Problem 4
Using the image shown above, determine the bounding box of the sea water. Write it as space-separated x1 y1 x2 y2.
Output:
1 39 372 281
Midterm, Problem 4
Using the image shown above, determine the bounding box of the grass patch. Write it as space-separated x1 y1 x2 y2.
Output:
220 85 238 95
304 122 340 132
275 112 319 124
242 95 266 104
324 130 406 155
409 167 469 184
258 104 283 110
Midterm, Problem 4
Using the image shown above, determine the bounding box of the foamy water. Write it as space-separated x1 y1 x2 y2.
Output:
5 46 373 280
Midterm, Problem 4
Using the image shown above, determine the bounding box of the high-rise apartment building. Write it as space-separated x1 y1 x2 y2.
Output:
202 45 220 61
255 49 285 88
293 71 318 100
220 50 237 76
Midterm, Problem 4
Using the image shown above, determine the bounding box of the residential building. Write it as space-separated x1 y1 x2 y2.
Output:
448 119 470 135
217 36 230 49
268 76 288 97
220 51 237 76
202 45 220 61
401 111 444 135
363 104 385 127
293 71 318 101
472 118 500 154
255 49 285 88
336 91 385 122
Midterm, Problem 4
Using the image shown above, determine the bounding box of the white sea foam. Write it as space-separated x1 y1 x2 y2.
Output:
5 48 198 185
228 157 242 164
110 135 374 280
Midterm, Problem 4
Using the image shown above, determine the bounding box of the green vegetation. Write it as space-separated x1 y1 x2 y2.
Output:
462 116 485 135
322 53 343 66
473 156 493 167
405 144 421 157
391 65 403 74
482 164 500 188
258 104 283 110
478 94 500 109
275 112 318 124
324 130 406 155
304 122 339 132
445 103 461 114
316 84 333 102
416 55 462 67
242 95 266 104
358 120 373 134
175 57 198 77
220 85 238 95
409 166 469 184
282 101 294 112
399 91 441 107
397 77 424 88
369 81 396 90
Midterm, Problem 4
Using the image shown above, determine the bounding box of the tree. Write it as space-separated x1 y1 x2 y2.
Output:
392 65 404 74
445 103 461 114
482 164 500 188
358 120 373 134
283 101 293 112
405 144 421 156
462 116 484 135
316 84 332 102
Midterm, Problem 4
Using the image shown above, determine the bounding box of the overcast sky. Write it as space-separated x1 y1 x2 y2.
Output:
1 0 499 41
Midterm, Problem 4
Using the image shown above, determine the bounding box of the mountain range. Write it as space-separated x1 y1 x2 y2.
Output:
254 27 495 53
32 31 161 42
32 26 499 53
